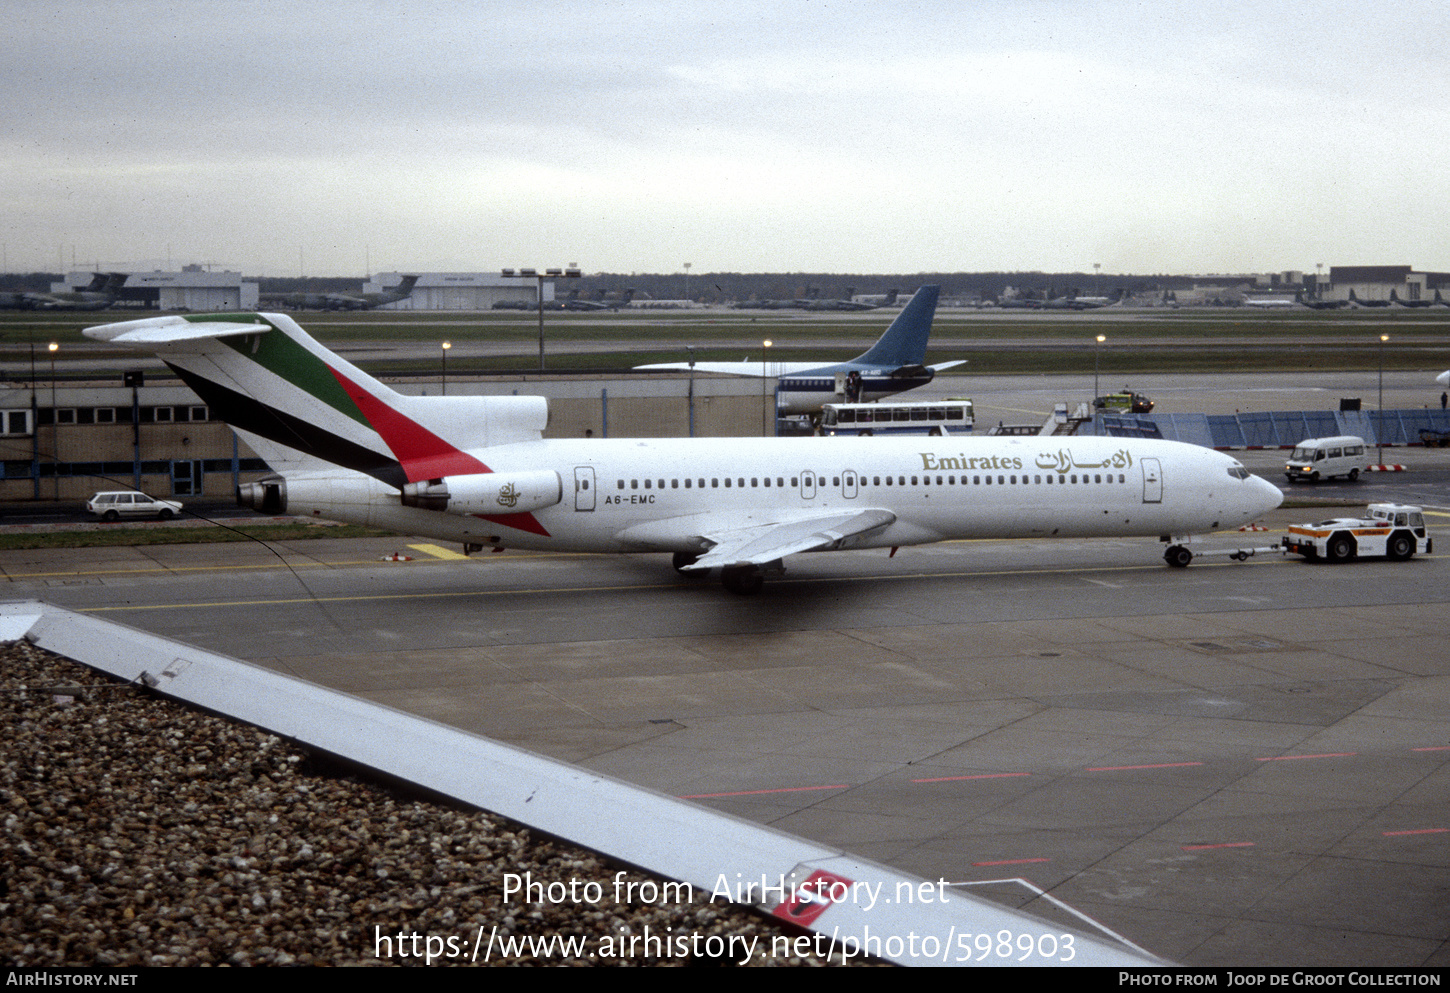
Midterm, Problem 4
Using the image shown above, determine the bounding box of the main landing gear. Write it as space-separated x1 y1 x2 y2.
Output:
1163 544 1194 568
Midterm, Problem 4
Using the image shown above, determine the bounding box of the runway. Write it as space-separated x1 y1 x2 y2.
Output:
5 501 1449 967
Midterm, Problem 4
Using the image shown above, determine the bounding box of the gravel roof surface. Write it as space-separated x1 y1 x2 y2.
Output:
2 641 853 967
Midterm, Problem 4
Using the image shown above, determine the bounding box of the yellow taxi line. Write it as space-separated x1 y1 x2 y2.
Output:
0 550 592 581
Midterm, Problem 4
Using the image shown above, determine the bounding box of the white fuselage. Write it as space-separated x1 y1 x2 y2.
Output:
280 435 1281 558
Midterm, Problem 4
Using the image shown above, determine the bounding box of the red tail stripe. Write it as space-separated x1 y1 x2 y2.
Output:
326 365 490 482
325 366 552 538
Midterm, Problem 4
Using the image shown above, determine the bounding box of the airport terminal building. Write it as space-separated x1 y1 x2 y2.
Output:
0 374 767 502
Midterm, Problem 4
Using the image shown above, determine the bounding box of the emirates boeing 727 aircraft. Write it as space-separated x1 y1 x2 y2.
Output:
86 312 1282 594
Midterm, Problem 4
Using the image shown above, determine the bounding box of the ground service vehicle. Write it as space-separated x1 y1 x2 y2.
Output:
1093 391 1154 413
819 399 974 436
1282 503 1431 562
86 490 183 521
1284 436 1366 483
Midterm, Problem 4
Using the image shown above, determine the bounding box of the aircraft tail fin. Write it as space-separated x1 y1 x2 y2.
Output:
850 285 940 367
84 312 546 490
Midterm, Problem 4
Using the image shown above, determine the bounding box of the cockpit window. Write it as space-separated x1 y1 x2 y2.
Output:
1226 465 1250 480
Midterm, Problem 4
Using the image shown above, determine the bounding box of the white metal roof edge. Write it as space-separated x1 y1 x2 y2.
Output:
4 599 1161 967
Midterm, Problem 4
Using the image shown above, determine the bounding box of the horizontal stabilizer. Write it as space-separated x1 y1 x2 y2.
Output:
929 360 968 372
86 316 267 344
686 508 896 570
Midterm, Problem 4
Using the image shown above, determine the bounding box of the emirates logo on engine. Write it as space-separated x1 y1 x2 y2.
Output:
497 482 520 508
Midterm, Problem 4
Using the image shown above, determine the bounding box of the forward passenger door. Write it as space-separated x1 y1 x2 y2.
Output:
1141 457 1162 503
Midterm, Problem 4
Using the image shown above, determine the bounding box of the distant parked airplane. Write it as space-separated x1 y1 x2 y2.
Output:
636 286 965 413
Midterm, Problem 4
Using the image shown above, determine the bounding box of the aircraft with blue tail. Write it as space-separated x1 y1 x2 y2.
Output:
636 285 965 414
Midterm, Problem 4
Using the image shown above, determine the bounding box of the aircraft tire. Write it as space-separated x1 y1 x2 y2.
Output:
721 565 764 595
1326 533 1355 562
1164 545 1193 568
1388 532 1415 561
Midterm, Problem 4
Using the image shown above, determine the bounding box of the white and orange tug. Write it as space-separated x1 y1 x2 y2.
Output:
1282 503 1432 562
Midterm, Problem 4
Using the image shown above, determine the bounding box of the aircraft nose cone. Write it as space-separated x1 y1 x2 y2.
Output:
1251 473 1283 513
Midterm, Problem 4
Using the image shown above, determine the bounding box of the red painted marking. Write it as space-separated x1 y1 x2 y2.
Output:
971 858 1051 866
1087 762 1205 771
1412 746 1450 752
475 511 552 538
1255 752 1357 762
772 870 853 926
1382 828 1449 837
326 365 489 482
1182 842 1255 851
327 365 551 537
911 772 1031 783
680 784 848 799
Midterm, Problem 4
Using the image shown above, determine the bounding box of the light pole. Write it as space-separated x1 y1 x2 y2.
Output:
501 266 581 369
687 345 696 437
48 342 58 500
683 262 692 303
1378 334 1388 464
762 339 773 436
440 341 451 396
1094 334 1105 400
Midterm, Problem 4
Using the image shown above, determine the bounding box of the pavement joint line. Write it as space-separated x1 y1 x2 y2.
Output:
679 784 850 799
912 773 1032 783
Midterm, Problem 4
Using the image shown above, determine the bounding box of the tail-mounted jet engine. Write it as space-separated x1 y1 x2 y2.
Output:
400 471 562 516
237 475 288 514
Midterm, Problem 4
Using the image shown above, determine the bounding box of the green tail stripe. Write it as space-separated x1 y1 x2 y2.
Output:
188 316 370 428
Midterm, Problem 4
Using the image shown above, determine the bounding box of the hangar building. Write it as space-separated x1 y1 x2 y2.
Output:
1325 265 1450 304
363 272 555 310
53 269 258 311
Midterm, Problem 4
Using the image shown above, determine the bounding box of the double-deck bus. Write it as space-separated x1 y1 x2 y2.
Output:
819 399 974 436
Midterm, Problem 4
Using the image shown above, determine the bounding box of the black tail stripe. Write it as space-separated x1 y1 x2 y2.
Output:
169 364 408 489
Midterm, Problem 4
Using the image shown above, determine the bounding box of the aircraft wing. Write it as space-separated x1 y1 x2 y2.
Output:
634 360 834 377
684 508 896 571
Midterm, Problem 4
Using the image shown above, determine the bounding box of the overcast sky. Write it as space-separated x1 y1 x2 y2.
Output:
5 0 1448 277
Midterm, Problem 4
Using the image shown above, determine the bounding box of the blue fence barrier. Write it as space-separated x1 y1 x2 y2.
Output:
1096 408 1450 448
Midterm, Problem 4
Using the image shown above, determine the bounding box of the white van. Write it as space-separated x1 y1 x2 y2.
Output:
1284 436 1367 483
